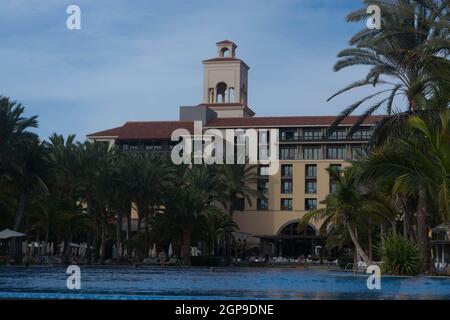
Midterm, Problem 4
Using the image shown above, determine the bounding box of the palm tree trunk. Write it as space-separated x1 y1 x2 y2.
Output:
13 192 28 230
181 230 191 266
417 189 430 272
224 204 235 266
116 212 123 255
99 211 107 264
99 227 106 264
126 213 131 241
144 207 151 257
344 219 371 265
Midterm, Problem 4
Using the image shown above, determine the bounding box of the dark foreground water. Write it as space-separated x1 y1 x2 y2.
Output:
0 266 449 300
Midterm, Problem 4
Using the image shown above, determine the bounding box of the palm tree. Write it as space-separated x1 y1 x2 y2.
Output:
299 166 372 265
129 153 171 256
0 96 38 179
0 96 45 231
162 165 220 265
200 209 237 257
218 163 259 265
327 0 449 136
10 138 49 231
76 141 115 263
360 111 450 270
108 153 136 255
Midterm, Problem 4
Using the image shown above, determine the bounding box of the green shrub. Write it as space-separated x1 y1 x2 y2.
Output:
191 256 221 267
379 233 421 276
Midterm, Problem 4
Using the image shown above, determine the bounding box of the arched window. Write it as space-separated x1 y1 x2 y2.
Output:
216 82 227 103
278 222 317 237
220 47 230 57
228 87 235 102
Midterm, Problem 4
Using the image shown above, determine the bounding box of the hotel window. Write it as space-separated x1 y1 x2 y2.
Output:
129 143 139 150
281 180 293 194
305 164 317 178
352 129 372 140
329 164 341 194
303 130 322 140
329 129 347 140
258 165 270 176
327 145 346 159
303 146 321 160
257 198 269 210
144 142 162 151
329 164 342 173
305 198 317 211
329 180 337 194
280 198 293 211
280 129 299 141
305 180 317 194
352 146 367 159
280 146 298 160
257 179 269 193
281 164 293 178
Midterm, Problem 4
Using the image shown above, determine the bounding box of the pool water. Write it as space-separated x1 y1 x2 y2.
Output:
0 266 449 300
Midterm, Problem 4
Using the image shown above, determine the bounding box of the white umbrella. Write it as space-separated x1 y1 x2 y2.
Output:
168 243 173 258
151 243 157 258
0 228 26 239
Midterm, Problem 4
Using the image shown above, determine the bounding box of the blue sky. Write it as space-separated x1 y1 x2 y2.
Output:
0 0 379 140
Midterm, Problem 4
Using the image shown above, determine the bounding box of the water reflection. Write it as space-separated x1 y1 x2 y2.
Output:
0 266 449 300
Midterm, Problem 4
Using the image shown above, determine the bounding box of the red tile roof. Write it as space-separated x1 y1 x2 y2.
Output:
216 40 236 46
86 126 123 137
204 115 385 128
87 121 194 140
87 115 384 139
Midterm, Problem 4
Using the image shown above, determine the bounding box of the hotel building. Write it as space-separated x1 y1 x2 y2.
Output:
88 41 383 257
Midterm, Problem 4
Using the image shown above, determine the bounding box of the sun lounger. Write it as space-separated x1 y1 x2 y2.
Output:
353 261 367 274
142 257 159 265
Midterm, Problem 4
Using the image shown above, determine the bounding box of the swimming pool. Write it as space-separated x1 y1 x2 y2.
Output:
0 266 449 300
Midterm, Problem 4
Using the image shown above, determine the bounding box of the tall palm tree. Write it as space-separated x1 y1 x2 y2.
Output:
162 165 220 265
360 112 450 270
218 163 259 265
299 166 372 265
108 153 136 254
10 138 49 231
76 141 115 263
129 153 171 256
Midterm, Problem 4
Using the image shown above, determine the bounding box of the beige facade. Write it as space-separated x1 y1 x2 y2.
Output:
234 160 352 237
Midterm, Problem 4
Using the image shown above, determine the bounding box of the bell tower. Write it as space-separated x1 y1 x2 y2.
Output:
202 40 254 118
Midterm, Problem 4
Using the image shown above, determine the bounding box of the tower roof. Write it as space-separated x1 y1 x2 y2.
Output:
216 40 237 48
